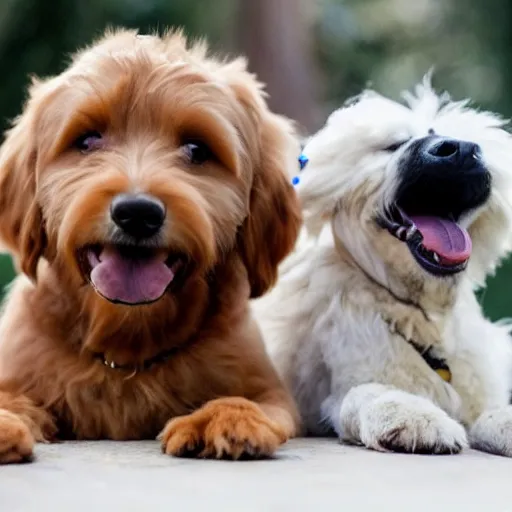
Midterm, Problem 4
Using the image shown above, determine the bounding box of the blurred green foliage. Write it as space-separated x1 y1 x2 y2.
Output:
0 0 511 319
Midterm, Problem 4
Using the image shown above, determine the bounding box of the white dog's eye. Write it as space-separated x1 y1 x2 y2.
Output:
183 141 214 165
74 131 103 153
383 139 411 152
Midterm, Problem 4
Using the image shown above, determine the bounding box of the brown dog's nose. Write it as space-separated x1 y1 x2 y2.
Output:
110 193 166 239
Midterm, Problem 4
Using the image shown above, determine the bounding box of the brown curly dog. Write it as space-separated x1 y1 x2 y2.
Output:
0 29 301 463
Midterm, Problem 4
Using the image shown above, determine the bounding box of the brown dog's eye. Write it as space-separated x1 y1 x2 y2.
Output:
183 141 214 165
74 131 103 153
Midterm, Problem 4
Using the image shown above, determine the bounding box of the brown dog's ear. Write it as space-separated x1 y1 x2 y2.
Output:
0 88 46 280
239 108 302 298
182 47 301 297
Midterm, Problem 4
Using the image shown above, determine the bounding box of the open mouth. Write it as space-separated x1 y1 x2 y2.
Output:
379 207 472 276
377 134 492 277
78 245 189 305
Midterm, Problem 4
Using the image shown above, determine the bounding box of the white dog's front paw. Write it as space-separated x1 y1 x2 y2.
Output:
470 407 512 457
358 389 467 454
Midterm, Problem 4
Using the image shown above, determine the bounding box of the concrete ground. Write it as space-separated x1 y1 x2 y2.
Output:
2 439 512 511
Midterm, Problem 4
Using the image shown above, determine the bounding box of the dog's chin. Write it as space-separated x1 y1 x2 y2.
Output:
77 244 191 306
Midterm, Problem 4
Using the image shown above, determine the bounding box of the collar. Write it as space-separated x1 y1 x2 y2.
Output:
379 311 452 383
94 346 181 374
341 243 452 383
408 340 452 383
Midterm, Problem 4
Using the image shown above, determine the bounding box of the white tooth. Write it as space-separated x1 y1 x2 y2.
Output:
405 226 417 240
432 252 440 263
395 227 405 240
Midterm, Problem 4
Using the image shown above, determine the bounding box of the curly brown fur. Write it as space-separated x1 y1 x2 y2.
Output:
0 29 301 463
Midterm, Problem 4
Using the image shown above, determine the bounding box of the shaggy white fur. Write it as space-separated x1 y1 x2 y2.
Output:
253 77 512 455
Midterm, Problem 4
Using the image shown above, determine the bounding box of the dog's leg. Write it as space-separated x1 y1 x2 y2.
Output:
0 390 56 464
160 391 297 460
338 383 467 454
469 407 512 457
159 338 299 461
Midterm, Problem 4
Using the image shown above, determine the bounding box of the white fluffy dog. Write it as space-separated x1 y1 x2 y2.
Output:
253 78 512 455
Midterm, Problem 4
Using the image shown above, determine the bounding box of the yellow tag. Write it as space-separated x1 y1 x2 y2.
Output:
436 368 452 382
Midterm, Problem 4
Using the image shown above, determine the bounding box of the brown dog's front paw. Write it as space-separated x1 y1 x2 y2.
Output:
159 397 288 460
0 410 35 464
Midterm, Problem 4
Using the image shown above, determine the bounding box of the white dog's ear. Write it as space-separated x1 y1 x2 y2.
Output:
465 126 512 285
293 114 353 238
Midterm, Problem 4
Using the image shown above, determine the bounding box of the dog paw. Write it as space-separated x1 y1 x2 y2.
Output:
359 389 467 454
159 397 288 459
469 407 512 457
0 409 34 463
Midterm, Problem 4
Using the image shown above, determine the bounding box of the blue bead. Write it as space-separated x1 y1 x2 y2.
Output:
298 154 309 170
292 176 300 186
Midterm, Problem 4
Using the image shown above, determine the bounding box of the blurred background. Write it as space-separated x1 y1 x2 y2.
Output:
0 0 510 319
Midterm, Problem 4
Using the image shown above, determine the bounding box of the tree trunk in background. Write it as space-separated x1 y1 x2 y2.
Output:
237 0 321 134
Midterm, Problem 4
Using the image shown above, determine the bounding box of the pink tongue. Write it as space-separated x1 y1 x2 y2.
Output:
89 247 174 304
410 216 472 265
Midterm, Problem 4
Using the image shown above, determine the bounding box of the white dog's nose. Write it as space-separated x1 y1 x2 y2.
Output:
426 137 481 168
